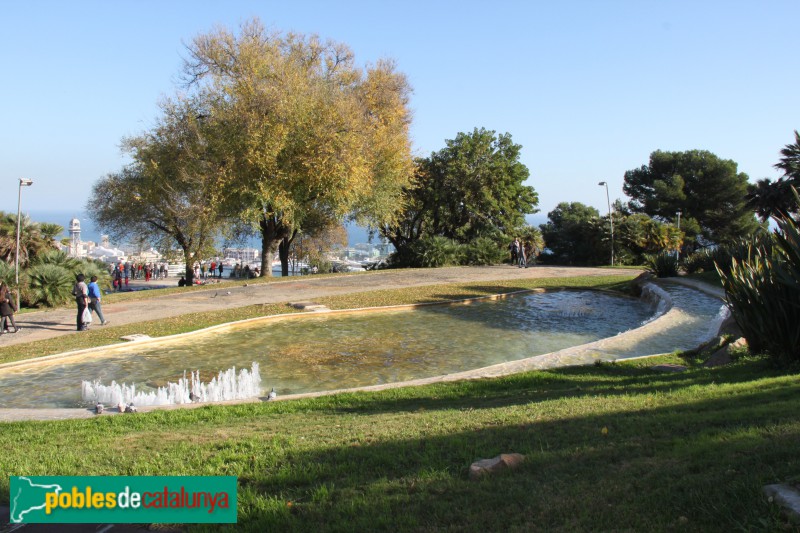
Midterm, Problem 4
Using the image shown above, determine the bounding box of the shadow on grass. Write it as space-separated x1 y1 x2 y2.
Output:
318 359 787 417
232 378 800 532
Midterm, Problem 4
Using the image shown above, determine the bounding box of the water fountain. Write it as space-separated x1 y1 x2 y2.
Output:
0 281 727 412
81 363 262 407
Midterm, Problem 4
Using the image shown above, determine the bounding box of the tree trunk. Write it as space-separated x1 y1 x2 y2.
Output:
279 229 298 277
183 247 194 285
259 216 279 277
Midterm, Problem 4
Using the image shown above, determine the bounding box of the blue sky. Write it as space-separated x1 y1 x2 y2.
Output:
1 0 798 224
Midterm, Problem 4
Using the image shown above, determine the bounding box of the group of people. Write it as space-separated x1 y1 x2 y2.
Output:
73 274 110 331
509 238 537 268
110 261 170 290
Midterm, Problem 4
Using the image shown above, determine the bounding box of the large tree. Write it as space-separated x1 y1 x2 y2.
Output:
382 128 538 251
183 20 414 276
624 150 759 249
89 96 228 284
540 202 606 265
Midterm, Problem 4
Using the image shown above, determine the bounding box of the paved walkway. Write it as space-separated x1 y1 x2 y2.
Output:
0 265 631 348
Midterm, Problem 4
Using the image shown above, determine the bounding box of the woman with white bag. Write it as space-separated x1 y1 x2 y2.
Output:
73 274 90 331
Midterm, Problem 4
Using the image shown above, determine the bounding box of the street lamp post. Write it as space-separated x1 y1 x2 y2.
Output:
15 178 34 312
598 181 614 266
676 209 682 261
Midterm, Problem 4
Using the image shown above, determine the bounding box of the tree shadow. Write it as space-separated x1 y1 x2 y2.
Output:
288 359 787 417
233 381 800 531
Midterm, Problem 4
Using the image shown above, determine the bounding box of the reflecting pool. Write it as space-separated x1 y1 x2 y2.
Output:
0 290 659 408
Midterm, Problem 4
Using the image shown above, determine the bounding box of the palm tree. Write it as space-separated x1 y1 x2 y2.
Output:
39 223 65 249
0 213 49 266
748 132 800 221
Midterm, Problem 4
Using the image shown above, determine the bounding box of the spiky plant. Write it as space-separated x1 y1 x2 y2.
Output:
719 189 800 366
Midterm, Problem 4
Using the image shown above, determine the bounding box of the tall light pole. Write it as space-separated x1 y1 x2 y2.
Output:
15 178 34 311
676 209 682 261
598 181 614 266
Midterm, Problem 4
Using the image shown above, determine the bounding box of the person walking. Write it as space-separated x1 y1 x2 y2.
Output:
0 281 20 334
509 239 518 264
87 275 109 326
73 274 90 331
114 262 123 291
517 238 527 268
218 262 224 279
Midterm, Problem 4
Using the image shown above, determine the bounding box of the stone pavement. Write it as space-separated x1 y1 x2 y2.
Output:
0 265 630 348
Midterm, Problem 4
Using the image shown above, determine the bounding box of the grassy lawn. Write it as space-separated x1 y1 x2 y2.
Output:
1 356 797 531
1 272 796 531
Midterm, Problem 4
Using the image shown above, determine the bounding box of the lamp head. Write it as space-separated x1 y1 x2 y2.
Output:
19 178 33 187
598 181 606 186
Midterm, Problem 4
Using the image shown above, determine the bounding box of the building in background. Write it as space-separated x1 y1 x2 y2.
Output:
68 217 82 257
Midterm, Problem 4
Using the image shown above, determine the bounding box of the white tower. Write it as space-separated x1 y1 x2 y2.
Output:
69 218 82 257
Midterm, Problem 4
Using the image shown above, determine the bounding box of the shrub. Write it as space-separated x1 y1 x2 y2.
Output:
719 191 800 366
464 237 505 265
683 248 724 274
412 236 464 267
78 261 113 291
644 251 679 277
26 263 75 307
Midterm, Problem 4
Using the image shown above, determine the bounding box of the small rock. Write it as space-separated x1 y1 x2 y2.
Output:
763 483 800 524
703 337 748 367
469 453 525 480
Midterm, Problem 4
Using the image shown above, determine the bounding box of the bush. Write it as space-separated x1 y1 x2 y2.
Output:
26 263 75 307
644 251 679 277
719 202 800 366
464 237 505 265
411 236 464 267
684 248 725 274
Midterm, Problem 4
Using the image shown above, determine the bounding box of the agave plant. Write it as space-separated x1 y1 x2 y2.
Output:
719 189 800 365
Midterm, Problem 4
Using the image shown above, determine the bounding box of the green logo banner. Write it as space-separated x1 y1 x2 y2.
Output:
9 476 237 524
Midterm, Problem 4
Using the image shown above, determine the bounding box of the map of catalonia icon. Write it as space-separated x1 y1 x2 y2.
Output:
10 476 63 523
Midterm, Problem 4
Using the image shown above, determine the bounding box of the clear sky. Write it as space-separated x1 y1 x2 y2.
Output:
1 0 798 223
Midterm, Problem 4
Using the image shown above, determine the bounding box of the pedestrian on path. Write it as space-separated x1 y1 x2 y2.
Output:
73 274 90 331
87 275 109 326
517 239 527 268
0 281 20 334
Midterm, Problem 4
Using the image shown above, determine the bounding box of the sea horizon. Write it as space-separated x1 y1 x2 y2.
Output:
18 209 549 249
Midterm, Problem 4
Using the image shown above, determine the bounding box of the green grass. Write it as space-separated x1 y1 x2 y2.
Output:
2 271 795 531
0 356 797 531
